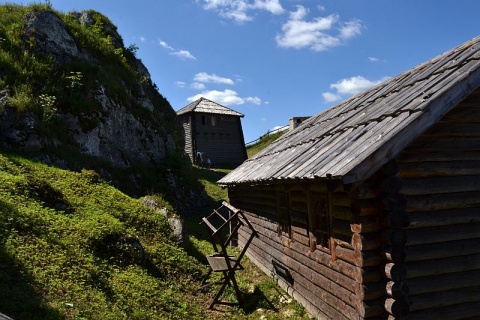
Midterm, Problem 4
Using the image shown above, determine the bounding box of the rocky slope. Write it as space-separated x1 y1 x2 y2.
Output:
0 7 182 169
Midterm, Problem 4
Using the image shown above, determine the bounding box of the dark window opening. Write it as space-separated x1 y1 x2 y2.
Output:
276 191 291 238
201 115 206 125
312 194 330 249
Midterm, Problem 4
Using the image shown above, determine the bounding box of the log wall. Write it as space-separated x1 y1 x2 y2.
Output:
393 90 480 319
194 113 247 164
180 114 194 162
229 181 385 319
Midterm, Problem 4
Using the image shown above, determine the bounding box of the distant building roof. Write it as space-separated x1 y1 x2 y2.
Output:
219 36 480 186
176 97 244 117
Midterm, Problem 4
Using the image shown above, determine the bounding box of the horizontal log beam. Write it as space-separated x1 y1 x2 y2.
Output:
396 160 480 178
385 296 409 317
405 191 480 212
408 286 480 312
395 150 480 162
406 253 480 279
405 238 480 262
406 269 480 296
385 263 407 281
401 175 480 195
386 280 409 297
352 233 381 251
409 207 480 228
406 223 480 246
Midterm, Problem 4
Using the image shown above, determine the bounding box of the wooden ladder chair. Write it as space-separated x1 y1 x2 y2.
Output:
199 201 257 309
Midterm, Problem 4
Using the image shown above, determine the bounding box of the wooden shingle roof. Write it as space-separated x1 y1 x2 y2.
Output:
176 97 244 117
219 36 480 186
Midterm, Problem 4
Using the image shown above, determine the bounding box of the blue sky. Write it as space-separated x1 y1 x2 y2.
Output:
7 0 480 142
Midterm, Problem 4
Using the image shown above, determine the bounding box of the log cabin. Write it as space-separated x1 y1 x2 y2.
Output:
218 36 480 319
177 97 247 165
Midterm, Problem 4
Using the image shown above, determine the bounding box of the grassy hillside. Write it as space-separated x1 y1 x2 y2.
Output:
246 131 286 158
0 151 310 319
0 152 206 319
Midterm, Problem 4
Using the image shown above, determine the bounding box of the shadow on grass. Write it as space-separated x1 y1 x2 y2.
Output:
241 286 279 314
0 201 62 320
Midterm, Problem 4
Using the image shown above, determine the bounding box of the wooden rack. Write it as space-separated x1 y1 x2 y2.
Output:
199 201 257 309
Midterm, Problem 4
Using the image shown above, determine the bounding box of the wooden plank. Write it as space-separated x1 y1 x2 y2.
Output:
396 150 480 162
404 239 480 262
408 207 480 228
408 286 480 312
405 191 480 212
401 175 480 195
406 253 480 279
406 223 480 246
396 160 480 178
406 269 480 296
406 301 480 320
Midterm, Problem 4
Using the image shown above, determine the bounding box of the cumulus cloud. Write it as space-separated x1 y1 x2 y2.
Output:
322 75 389 103
187 89 245 105
187 89 263 106
245 96 262 105
276 5 362 51
159 39 196 60
193 72 234 85
198 0 284 23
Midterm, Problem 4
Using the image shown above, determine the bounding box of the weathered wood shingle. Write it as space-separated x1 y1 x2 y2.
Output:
176 97 244 117
219 36 480 186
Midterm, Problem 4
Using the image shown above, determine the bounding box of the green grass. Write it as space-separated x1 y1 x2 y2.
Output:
0 152 207 319
246 131 285 158
0 151 311 320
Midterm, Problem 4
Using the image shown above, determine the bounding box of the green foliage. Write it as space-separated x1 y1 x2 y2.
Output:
0 152 206 319
0 3 183 151
65 71 83 90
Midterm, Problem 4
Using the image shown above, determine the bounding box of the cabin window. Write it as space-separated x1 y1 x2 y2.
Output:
311 193 330 249
201 115 206 125
276 191 291 238
211 115 216 126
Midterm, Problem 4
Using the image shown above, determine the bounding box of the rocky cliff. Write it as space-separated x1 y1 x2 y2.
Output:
0 7 183 169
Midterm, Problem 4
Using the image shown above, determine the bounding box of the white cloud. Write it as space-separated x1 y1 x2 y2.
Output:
339 20 362 39
271 125 289 132
176 81 186 88
198 0 284 23
170 50 196 60
276 5 362 52
194 72 234 85
187 89 263 106
246 96 262 105
187 89 245 105
322 75 389 103
190 82 206 90
252 0 284 15
368 56 380 62
322 91 340 102
140 36 146 43
159 40 174 50
159 40 196 60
